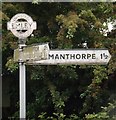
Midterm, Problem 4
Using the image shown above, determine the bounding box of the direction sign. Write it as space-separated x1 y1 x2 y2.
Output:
14 43 49 62
27 49 111 65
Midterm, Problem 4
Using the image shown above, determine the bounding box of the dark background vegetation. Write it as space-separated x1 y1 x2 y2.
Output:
2 2 116 119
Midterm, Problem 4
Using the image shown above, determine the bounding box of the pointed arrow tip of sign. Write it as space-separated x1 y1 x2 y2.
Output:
108 51 112 63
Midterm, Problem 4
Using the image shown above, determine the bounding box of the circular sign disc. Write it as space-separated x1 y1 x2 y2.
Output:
7 13 36 39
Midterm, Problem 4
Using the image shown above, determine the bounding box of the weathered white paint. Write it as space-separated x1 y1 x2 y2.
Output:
14 43 50 62
19 62 26 119
7 13 36 38
27 49 111 65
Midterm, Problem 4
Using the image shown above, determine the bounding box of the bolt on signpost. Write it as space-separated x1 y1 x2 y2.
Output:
7 13 37 119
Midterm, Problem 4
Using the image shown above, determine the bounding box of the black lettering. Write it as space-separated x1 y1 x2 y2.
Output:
16 23 21 30
65 54 69 59
70 54 75 59
76 54 81 59
25 22 28 29
55 54 59 59
82 54 86 59
49 54 54 59
92 54 96 59
29 23 32 27
12 23 15 29
60 54 65 59
87 54 91 59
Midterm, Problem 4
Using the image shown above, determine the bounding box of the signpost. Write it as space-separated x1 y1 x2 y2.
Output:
26 49 111 65
7 13 37 119
7 13 111 119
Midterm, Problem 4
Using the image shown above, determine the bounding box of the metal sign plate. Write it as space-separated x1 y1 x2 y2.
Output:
7 13 36 38
14 43 49 62
27 49 111 65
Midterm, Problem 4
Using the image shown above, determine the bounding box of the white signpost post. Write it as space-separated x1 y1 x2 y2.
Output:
7 13 38 119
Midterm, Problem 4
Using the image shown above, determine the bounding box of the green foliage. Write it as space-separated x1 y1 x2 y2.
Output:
56 12 78 39
85 101 116 120
48 81 69 112
27 36 50 45
79 10 96 23
2 2 116 120
80 65 109 115
92 66 108 84
86 112 109 119
5 58 18 73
